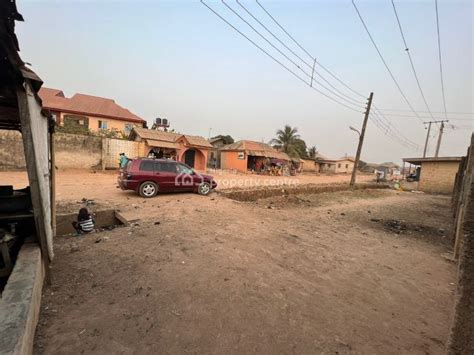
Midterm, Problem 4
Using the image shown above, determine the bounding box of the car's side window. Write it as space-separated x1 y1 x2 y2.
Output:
139 161 154 172
155 162 177 173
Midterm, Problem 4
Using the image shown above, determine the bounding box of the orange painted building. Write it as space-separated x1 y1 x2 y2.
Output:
220 140 290 173
38 87 146 136
130 128 212 171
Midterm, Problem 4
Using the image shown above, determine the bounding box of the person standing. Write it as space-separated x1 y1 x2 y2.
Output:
119 153 129 170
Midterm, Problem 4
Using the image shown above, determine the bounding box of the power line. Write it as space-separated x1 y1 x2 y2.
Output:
377 108 474 116
351 0 423 123
255 0 313 60
203 0 422 151
254 0 420 149
200 0 363 112
220 0 364 109
255 0 369 104
375 113 474 121
369 113 420 150
435 0 448 120
235 0 365 107
391 0 434 120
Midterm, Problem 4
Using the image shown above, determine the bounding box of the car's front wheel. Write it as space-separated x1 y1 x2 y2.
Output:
139 181 158 198
197 182 211 196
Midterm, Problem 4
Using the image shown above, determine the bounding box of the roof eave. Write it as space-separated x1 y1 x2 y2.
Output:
43 106 146 124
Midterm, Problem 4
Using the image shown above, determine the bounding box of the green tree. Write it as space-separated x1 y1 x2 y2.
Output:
211 134 234 144
307 146 318 159
270 125 307 158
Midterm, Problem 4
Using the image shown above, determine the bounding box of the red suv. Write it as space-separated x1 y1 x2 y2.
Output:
118 158 217 198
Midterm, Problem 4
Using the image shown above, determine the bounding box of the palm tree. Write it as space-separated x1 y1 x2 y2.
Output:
308 146 318 159
270 125 302 158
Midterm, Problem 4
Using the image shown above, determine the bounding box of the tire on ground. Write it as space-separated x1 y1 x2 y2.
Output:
197 182 211 196
139 181 158 198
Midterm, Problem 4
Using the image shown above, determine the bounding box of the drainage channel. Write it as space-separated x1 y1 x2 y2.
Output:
55 209 127 236
218 182 390 202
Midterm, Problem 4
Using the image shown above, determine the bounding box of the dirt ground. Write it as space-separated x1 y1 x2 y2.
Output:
0 170 373 201
0 171 456 354
0 172 455 354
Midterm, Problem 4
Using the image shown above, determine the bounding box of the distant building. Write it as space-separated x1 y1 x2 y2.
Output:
220 140 290 173
300 158 318 172
335 156 355 174
208 135 233 169
402 156 463 194
129 128 212 170
39 87 146 136
315 154 355 174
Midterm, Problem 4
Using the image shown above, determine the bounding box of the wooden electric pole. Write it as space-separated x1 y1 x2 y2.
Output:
350 92 374 187
435 121 446 157
422 120 449 157
423 121 432 158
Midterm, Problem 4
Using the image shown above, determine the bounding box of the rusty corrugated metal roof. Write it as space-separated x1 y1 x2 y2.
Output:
221 140 290 160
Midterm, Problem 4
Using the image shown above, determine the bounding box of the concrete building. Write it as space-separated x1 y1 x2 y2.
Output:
208 135 234 169
316 155 355 174
38 87 146 136
403 156 463 194
220 140 290 173
300 158 318 172
129 128 212 170
335 156 355 174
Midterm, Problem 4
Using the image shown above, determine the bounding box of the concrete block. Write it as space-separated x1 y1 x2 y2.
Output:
0 244 44 355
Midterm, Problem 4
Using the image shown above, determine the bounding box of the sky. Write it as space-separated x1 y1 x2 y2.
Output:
16 0 473 164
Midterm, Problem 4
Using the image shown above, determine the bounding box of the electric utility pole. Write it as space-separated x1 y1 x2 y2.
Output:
422 120 449 158
350 92 374 187
423 121 432 158
435 121 447 157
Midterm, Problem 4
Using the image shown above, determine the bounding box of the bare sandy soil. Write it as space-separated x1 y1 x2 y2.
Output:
0 170 373 201
13 168 455 354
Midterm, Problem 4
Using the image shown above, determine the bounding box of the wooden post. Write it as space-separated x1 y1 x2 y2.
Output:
350 92 373 187
101 137 107 171
17 81 54 282
435 121 445 157
50 128 56 238
423 121 432 158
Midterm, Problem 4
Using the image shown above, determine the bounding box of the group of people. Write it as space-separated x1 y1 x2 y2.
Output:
250 158 298 176
147 149 177 160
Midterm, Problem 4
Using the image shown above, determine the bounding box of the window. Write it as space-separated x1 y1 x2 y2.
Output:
338 163 341 168
139 161 155 172
124 124 133 135
345 164 349 168
176 164 194 175
155 162 177 173
98 120 108 129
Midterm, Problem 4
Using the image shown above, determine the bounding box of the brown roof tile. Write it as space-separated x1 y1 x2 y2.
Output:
38 87 146 124
132 128 212 148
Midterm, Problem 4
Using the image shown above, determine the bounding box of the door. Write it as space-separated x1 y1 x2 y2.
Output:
184 149 196 168
153 161 178 191
175 163 197 192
